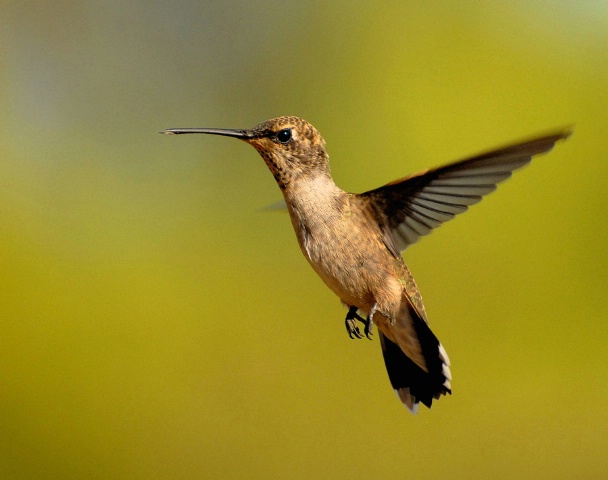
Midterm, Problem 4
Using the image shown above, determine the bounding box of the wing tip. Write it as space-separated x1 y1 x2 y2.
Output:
551 126 574 141
491 127 573 157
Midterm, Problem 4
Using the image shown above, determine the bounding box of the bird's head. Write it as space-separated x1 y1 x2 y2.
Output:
162 116 330 189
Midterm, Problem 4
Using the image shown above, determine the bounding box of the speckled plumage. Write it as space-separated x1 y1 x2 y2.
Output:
162 117 570 412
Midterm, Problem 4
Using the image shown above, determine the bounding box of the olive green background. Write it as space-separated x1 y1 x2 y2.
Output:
2 1 607 479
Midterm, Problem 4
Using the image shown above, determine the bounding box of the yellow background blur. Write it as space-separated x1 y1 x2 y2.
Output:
2 1 607 478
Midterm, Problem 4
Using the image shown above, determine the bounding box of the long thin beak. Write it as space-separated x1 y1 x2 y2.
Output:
160 127 254 139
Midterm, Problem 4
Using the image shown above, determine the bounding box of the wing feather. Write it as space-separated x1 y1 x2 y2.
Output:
360 130 571 253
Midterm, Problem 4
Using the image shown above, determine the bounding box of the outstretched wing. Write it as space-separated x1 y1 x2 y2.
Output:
360 130 571 253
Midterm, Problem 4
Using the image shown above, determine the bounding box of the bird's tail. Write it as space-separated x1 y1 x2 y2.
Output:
379 301 451 413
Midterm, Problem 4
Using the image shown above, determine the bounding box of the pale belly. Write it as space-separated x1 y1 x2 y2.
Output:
292 212 399 313
283 176 405 316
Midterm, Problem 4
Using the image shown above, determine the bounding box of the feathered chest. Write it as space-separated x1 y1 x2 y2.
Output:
285 178 352 258
285 177 387 281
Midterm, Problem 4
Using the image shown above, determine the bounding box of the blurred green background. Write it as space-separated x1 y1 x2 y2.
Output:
1 1 607 478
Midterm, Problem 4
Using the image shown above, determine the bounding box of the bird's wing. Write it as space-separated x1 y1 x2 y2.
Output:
260 199 288 212
360 130 571 254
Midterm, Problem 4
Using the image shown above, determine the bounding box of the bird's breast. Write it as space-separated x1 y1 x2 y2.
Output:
284 179 390 308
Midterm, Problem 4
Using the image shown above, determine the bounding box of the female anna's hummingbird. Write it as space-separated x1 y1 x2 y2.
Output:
162 117 570 413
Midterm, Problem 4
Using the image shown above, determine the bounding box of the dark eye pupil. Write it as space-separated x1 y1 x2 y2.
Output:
277 129 292 143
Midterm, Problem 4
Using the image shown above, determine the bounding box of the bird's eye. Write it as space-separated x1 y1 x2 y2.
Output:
276 128 292 143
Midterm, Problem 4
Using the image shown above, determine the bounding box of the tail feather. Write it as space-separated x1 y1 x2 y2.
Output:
379 308 451 412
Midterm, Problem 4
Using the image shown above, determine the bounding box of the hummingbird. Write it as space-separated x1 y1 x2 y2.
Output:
161 117 570 413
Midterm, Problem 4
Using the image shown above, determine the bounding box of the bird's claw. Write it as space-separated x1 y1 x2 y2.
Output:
345 317 363 339
364 303 379 339
364 317 373 339
345 306 365 339
345 306 373 340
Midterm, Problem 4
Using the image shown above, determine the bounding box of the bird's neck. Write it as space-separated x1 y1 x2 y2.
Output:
283 171 347 222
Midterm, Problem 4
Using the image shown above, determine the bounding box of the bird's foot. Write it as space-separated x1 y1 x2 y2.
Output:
345 306 365 339
364 303 378 339
363 318 373 338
